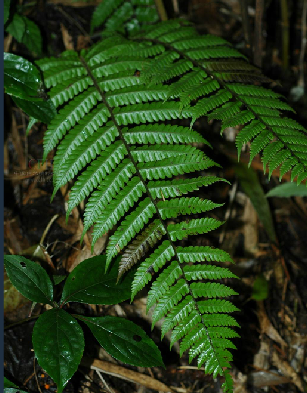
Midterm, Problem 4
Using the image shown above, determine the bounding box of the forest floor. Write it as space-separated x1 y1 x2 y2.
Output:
4 1 307 393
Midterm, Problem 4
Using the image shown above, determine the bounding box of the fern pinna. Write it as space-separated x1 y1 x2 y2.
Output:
37 35 240 392
132 20 307 183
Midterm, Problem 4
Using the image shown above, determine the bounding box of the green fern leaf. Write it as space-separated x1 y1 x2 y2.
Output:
134 20 307 183
39 34 244 393
118 220 166 278
123 124 209 145
131 240 175 300
82 160 136 236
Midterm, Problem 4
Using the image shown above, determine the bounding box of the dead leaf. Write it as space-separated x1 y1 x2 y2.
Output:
61 23 74 50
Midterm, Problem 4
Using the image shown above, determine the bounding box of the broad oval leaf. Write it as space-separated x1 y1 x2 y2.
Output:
77 316 164 367
32 309 84 393
60 255 133 305
6 14 42 55
13 96 56 124
4 389 28 393
4 255 53 305
4 53 41 99
4 53 56 123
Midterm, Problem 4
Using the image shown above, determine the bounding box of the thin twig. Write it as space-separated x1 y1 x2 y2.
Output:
254 0 264 67
34 358 43 393
95 369 116 393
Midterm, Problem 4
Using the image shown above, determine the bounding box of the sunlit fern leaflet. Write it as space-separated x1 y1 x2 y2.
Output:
132 20 307 183
37 35 240 393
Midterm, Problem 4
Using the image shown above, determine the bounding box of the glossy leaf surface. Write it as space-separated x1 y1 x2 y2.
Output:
78 316 164 367
4 53 41 99
60 255 133 305
4 255 53 305
32 309 84 393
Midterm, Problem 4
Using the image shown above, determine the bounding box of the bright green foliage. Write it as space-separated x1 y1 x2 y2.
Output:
135 20 307 184
37 15 306 391
4 53 56 123
38 36 239 392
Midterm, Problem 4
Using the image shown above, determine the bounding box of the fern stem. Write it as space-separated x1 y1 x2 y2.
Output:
79 55 229 386
133 35 307 173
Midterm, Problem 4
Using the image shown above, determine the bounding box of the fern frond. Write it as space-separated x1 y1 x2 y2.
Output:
134 21 307 183
40 35 240 393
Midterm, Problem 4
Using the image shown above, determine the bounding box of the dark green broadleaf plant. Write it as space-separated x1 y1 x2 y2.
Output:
4 254 163 393
4 53 56 123
6 13 42 55
77 315 164 367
